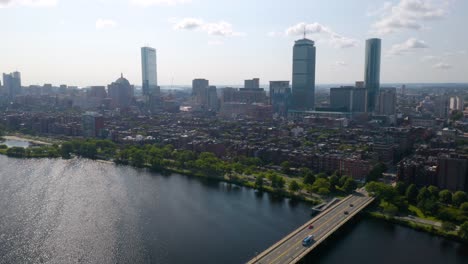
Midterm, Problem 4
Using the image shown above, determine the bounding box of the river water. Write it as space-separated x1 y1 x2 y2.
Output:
0 156 467 264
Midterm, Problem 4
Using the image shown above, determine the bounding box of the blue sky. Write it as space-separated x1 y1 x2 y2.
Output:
1 0 467 86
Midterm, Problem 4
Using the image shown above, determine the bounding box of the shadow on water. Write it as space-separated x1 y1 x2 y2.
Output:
267 193 285 204
254 190 264 199
288 198 300 208
456 243 468 257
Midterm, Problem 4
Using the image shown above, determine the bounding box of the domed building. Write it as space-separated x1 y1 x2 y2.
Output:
107 74 134 109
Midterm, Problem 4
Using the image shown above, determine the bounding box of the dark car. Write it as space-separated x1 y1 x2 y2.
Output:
350 204 354 207
344 211 349 215
308 224 314 229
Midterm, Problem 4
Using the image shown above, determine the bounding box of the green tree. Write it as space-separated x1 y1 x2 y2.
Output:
451 110 464 121
339 175 350 187
130 150 146 168
439 189 452 204
280 161 291 174
6 147 26 158
428 185 439 198
270 174 285 190
458 221 468 240
441 221 457 232
60 142 73 159
453 191 467 207
302 168 316 185
150 156 164 172
366 182 398 202
329 175 339 192
316 172 327 179
366 162 387 182
460 202 468 213
312 178 331 194
343 178 357 193
255 175 264 190
406 184 418 204
381 200 398 216
317 187 330 195
395 182 407 196
417 187 430 204
289 180 300 192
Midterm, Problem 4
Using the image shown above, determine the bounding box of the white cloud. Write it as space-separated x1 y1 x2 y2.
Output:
387 37 428 55
96 19 117 30
0 0 57 8
284 22 358 48
371 0 448 35
173 18 204 30
172 17 244 37
130 0 191 6
433 62 452 69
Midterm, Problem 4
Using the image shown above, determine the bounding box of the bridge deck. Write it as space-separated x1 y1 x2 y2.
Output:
247 191 374 264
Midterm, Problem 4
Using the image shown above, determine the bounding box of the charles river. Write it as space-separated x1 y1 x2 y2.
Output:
0 149 467 263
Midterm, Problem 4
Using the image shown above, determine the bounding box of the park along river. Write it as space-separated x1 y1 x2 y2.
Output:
0 155 467 264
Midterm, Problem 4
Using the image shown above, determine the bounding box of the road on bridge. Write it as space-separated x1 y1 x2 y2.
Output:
248 191 373 264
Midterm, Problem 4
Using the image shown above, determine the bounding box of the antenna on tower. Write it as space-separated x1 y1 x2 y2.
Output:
303 24 306 39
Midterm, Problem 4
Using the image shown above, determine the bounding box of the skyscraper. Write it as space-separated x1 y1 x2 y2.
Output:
269 81 291 116
141 47 159 96
2 71 22 99
377 87 396 116
364 38 381 112
292 38 316 110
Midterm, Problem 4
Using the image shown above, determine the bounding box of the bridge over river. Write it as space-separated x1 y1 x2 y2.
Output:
247 190 374 264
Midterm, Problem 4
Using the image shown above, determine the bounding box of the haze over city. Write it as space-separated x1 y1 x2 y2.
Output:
1 0 468 86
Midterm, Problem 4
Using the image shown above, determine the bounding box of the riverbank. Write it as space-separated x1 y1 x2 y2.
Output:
3 134 56 145
365 211 466 243
0 140 321 206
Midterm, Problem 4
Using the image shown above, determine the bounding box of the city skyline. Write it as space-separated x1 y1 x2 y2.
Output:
1 0 468 86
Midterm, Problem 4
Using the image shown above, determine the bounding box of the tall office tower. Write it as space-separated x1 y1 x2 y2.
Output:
377 87 396 115
450 96 464 111
435 94 450 119
364 38 381 113
292 38 316 110
141 47 159 96
2 71 22 99
244 78 260 89
192 78 209 105
207 86 219 110
269 81 291 116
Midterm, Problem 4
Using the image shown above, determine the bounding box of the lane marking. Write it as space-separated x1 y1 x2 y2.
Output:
266 196 363 264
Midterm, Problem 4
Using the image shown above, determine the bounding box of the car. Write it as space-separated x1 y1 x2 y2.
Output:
302 235 314 247
344 211 349 215
308 224 314 229
349 204 354 207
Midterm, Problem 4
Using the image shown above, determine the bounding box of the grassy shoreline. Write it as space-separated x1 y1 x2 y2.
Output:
365 211 465 243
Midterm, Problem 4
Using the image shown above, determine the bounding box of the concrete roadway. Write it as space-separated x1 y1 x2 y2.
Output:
249 191 373 264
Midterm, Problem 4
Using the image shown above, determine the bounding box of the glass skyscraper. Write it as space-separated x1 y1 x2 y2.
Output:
292 38 316 110
364 38 381 112
141 47 158 96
